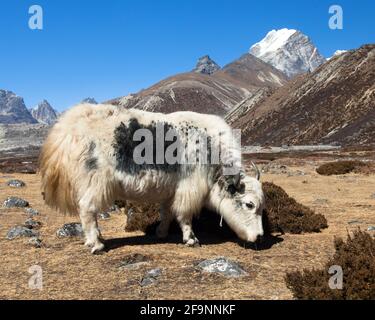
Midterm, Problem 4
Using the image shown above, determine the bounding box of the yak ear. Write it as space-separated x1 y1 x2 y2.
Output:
218 171 245 194
233 169 246 189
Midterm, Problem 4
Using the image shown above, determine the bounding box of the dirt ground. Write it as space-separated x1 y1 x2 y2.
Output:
0 155 374 300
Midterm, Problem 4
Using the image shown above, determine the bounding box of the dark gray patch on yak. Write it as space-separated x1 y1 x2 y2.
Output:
85 141 98 171
112 118 215 175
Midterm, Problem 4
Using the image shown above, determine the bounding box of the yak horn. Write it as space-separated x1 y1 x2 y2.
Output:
251 161 261 181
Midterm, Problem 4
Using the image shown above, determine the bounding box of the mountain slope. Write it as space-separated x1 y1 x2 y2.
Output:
108 54 288 116
232 45 375 146
107 72 251 115
0 90 38 124
215 53 287 88
30 100 58 125
250 28 326 78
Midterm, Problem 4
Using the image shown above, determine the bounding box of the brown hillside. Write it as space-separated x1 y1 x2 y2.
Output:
232 45 375 146
107 54 288 116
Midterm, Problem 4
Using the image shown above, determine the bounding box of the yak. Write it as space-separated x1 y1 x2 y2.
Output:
39 103 265 254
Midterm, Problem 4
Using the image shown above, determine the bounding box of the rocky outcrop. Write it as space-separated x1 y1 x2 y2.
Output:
0 90 38 124
81 97 98 104
193 55 221 75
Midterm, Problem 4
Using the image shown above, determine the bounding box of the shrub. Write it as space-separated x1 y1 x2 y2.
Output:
123 182 327 236
316 160 367 176
262 182 327 234
124 202 160 232
285 230 375 300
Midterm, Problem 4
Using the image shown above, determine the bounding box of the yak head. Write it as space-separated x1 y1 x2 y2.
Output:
207 162 265 243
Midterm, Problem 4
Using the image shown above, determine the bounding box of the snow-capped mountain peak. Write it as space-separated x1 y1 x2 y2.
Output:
250 28 297 56
249 28 326 78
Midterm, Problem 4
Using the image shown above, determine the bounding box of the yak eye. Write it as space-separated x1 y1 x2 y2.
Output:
246 202 255 209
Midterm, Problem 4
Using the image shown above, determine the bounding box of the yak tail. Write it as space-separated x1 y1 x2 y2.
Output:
39 126 80 216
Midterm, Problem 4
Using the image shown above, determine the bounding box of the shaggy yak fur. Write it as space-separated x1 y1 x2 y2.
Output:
39 103 265 253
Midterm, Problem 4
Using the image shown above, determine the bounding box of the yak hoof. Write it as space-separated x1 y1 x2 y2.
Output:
185 238 200 247
90 242 105 254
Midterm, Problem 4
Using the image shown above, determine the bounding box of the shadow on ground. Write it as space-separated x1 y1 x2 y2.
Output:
104 228 284 252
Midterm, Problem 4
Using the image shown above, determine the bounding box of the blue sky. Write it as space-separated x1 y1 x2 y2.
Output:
0 0 374 111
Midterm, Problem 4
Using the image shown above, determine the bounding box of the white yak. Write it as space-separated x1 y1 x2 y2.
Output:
39 103 265 253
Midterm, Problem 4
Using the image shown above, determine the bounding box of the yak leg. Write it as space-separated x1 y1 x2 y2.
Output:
171 177 206 247
176 213 200 247
79 198 105 254
156 203 174 239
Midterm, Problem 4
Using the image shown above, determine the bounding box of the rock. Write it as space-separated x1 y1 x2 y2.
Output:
99 212 110 220
196 257 247 277
7 179 26 188
193 55 221 75
367 226 375 231
3 196 29 208
348 220 363 225
119 254 149 270
108 205 119 212
6 226 38 240
140 268 162 287
261 163 289 175
28 237 42 248
56 223 84 238
313 198 329 205
25 208 39 216
24 218 42 229
287 169 306 177
147 268 162 278
81 97 98 104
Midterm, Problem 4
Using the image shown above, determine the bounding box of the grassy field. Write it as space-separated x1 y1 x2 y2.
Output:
0 155 374 299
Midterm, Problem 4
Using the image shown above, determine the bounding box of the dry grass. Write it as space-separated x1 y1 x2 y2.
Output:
1 159 375 300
